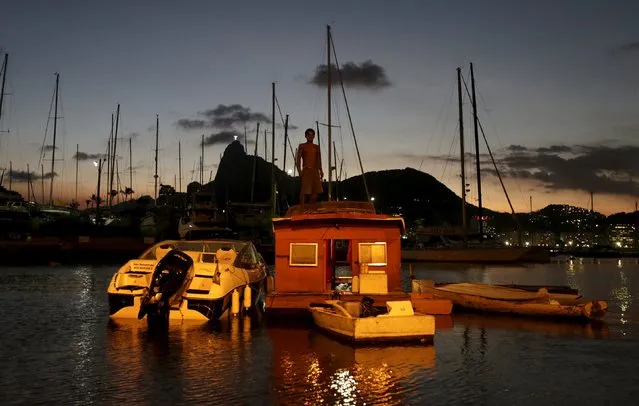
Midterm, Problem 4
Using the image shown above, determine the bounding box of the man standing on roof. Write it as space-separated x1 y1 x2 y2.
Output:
296 128 323 205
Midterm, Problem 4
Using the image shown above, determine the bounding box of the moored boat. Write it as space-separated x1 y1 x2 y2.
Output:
107 239 268 322
401 245 551 263
412 280 607 320
309 297 435 343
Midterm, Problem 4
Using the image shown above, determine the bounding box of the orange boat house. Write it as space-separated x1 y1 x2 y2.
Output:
265 201 452 315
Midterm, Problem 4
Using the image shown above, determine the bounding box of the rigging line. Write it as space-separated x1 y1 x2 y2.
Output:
37 81 57 170
329 32 370 201
475 84 527 206
419 76 457 171
461 74 526 208
439 122 459 183
312 36 328 123
274 94 296 160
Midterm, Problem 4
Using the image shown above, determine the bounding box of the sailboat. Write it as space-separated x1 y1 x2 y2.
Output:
401 65 550 263
36 73 72 218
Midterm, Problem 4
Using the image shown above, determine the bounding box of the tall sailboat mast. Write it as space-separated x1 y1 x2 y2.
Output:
327 25 333 201
200 134 204 184
178 141 182 194
0 53 8 146
457 67 468 246
470 62 483 237
271 82 276 213
109 104 120 207
128 136 133 200
153 114 159 202
48 73 60 205
75 143 79 203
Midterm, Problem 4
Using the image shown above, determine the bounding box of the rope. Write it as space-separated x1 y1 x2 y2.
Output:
329 32 370 201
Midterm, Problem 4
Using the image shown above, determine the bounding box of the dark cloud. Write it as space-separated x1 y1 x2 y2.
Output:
309 60 391 89
74 151 106 161
41 144 57 152
175 119 211 130
507 145 528 153
176 104 271 131
616 41 639 53
147 124 156 133
8 170 57 182
201 131 242 147
127 132 140 139
486 144 639 195
534 145 571 154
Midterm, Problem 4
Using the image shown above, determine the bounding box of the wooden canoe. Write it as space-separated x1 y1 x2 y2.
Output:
308 300 435 343
412 280 607 320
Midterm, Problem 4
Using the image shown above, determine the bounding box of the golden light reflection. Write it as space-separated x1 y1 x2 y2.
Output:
612 270 632 331
268 327 436 405
454 312 609 339
106 316 257 405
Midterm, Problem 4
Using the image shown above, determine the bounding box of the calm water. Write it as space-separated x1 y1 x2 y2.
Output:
1 259 638 405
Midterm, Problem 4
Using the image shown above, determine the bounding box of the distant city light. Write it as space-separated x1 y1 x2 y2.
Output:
287 169 293 175
370 197 375 201
93 161 98 167
233 135 238 141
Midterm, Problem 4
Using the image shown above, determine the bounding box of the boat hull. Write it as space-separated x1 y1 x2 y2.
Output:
309 302 435 343
108 279 265 322
401 246 550 263
412 280 607 320
107 239 268 323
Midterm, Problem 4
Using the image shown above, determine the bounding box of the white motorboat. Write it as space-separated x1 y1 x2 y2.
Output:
107 239 268 322
308 297 435 343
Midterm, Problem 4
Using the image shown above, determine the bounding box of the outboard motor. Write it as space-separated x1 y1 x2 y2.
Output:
137 248 194 324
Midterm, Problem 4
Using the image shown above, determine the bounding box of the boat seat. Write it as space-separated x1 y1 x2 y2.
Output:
380 300 414 317
215 248 237 265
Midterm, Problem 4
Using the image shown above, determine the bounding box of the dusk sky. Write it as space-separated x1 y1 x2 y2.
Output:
1 0 639 215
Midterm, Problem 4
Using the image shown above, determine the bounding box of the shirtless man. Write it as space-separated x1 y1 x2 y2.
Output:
296 128 323 205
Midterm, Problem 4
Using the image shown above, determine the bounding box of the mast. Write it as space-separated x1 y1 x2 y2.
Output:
200 134 204 184
283 114 289 172
0 53 7 152
251 123 260 203
128 136 133 200
106 114 113 201
457 67 468 246
271 82 276 214
153 114 159 202
470 63 483 237
41 164 44 204
8 160 12 190
327 25 333 201
178 141 182 194
109 104 120 207
27 164 31 201
75 143 79 203
48 73 59 205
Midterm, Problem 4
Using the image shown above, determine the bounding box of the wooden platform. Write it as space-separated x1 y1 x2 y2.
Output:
265 291 452 316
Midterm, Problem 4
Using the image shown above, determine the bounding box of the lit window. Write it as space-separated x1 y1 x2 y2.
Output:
289 243 318 266
358 242 387 266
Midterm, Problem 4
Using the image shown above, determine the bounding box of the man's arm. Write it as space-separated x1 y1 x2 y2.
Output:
295 145 302 175
317 145 323 179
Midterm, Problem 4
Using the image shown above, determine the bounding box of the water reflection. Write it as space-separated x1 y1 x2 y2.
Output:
269 327 436 405
105 316 261 405
453 313 610 339
612 269 632 332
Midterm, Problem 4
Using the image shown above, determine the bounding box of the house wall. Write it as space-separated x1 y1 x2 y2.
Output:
273 222 402 293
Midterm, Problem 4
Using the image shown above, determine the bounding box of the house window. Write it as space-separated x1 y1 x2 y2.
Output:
358 242 387 266
289 243 318 266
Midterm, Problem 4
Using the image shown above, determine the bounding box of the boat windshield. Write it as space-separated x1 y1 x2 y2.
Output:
139 240 248 260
